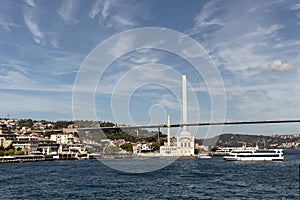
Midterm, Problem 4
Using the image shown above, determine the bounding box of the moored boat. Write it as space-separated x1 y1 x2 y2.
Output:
223 149 284 161
198 153 212 159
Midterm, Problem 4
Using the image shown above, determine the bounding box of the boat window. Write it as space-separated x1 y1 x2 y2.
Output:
256 150 276 153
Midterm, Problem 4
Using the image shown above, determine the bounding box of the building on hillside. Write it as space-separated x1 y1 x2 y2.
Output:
37 143 60 155
63 124 78 134
133 142 152 154
0 134 17 148
12 136 40 152
50 134 79 144
0 124 9 134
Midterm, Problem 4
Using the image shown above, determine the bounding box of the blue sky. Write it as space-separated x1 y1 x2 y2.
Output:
1 0 300 136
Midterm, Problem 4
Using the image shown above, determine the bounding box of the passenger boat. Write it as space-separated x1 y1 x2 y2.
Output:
197 153 211 159
223 149 284 161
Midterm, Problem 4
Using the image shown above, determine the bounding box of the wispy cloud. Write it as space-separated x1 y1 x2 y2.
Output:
211 22 285 76
0 91 72 118
89 0 139 29
158 94 180 110
185 0 300 122
24 0 36 7
101 0 112 19
89 0 102 19
0 17 18 31
57 0 79 24
0 70 33 86
108 34 135 58
189 1 293 78
89 0 115 20
290 3 300 10
109 15 136 27
0 62 74 93
193 1 224 28
23 8 43 44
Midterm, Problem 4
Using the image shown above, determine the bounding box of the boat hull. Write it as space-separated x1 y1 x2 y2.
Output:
223 156 284 162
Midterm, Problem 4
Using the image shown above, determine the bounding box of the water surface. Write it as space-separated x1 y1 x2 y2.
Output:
0 150 299 199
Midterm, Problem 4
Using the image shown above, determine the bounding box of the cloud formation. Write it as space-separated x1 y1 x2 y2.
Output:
270 60 293 71
23 8 43 44
0 17 18 31
57 0 79 24
1 0 300 128
88 0 138 29
24 0 36 7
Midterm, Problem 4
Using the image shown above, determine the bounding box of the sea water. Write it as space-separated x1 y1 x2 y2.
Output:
0 150 299 199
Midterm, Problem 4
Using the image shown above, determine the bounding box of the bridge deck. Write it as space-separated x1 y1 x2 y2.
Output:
77 119 300 131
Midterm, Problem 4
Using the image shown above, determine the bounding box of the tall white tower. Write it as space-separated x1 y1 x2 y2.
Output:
178 75 194 156
167 114 171 146
182 75 188 132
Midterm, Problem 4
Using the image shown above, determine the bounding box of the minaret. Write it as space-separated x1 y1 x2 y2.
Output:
178 75 194 156
167 114 170 146
182 75 188 132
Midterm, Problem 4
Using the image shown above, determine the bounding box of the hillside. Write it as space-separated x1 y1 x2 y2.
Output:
196 133 300 149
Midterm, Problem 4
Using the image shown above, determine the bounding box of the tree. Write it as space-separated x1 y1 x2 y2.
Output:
18 119 33 128
211 146 220 152
4 149 14 156
120 143 133 152
150 141 160 151
14 150 24 155
53 121 74 129
104 146 120 155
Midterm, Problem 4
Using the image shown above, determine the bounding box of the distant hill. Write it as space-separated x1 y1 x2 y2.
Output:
74 120 161 143
196 133 300 149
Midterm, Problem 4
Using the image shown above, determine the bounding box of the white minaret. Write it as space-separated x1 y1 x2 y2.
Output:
167 114 171 146
178 75 194 156
182 75 188 132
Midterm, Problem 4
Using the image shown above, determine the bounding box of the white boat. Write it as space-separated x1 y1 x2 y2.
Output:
223 149 284 161
213 147 234 156
198 153 211 159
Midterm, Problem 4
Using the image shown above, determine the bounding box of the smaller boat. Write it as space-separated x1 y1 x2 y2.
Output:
198 153 211 159
223 149 284 161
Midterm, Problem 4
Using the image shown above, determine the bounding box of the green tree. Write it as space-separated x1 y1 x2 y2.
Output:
4 149 14 156
120 143 133 152
53 120 74 129
14 150 24 155
18 119 33 128
150 141 160 151
211 146 220 152
104 146 120 155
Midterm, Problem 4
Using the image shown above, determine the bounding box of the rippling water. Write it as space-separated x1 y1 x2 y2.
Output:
0 150 299 199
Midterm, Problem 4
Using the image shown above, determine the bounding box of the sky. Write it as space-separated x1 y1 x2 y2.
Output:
1 0 300 136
